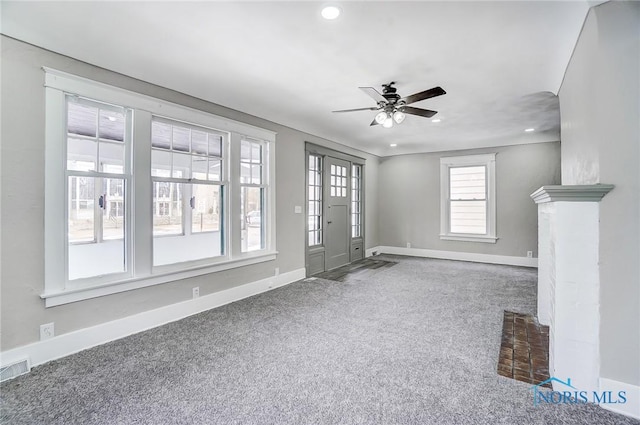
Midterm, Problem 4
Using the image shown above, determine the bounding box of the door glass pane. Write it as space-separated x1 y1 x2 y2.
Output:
241 186 263 252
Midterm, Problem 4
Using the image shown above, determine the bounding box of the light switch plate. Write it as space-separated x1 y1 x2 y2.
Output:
294 206 302 214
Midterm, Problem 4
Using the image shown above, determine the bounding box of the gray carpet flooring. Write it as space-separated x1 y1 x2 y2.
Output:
1 255 637 424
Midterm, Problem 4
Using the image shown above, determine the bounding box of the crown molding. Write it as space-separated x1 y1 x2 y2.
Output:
530 184 614 204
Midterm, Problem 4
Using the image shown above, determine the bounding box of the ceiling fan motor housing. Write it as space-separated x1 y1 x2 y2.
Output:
382 82 400 104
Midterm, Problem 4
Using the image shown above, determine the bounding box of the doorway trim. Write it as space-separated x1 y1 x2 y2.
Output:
305 143 366 276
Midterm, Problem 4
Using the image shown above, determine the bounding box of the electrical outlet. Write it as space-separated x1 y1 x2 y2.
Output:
407 242 411 248
275 267 280 276
527 251 533 258
40 323 54 341
192 287 200 299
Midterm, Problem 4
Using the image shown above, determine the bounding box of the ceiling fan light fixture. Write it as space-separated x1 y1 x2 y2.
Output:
374 111 387 125
382 117 394 128
393 110 406 124
321 5 341 20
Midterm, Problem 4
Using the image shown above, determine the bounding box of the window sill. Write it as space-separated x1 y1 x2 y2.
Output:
41 251 278 307
439 234 498 243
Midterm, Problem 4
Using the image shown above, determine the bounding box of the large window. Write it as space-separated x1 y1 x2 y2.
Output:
44 69 276 306
151 118 225 266
66 96 131 281
308 154 323 246
240 139 267 252
440 154 496 243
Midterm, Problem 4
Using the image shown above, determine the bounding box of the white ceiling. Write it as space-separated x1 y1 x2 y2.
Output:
1 1 596 157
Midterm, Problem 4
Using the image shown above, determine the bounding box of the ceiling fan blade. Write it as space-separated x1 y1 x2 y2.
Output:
370 118 380 126
401 86 446 105
402 106 438 118
359 87 387 103
332 107 379 113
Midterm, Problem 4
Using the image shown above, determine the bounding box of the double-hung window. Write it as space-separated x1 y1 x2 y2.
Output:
440 154 497 243
151 118 227 266
66 96 132 282
240 139 267 252
44 68 276 307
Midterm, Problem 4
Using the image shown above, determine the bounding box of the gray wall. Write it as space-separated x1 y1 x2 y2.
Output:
0 36 379 350
378 142 561 257
559 2 640 386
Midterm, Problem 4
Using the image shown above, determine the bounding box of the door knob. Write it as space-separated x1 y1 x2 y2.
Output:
327 221 333 224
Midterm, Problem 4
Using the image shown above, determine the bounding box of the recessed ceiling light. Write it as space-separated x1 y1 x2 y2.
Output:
525 128 535 132
321 5 341 20
431 118 441 123
390 144 397 147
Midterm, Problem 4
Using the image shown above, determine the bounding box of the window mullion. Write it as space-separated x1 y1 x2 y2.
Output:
230 133 242 257
132 110 153 276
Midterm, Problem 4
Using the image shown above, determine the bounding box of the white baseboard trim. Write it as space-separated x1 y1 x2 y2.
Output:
599 377 640 419
365 247 380 258
369 245 538 268
0 268 306 370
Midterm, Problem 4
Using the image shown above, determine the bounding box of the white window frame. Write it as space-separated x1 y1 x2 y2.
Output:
351 164 363 239
307 154 323 247
239 138 269 253
43 68 277 307
64 96 133 283
439 153 497 243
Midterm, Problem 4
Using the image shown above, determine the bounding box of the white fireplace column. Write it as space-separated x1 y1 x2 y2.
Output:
531 184 614 393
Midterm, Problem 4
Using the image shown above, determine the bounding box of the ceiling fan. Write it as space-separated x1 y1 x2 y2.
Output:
332 82 446 128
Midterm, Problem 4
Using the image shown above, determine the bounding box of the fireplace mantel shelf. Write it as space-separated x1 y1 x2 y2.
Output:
530 184 614 204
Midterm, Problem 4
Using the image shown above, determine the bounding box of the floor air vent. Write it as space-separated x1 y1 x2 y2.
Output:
0 359 31 382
